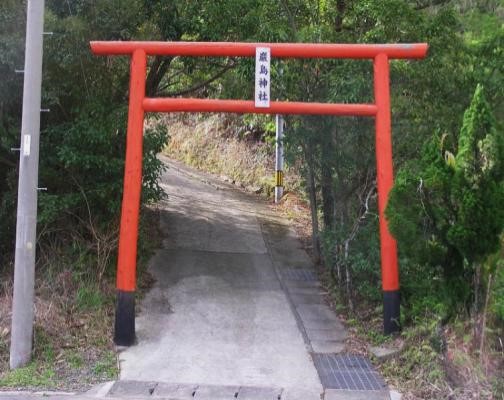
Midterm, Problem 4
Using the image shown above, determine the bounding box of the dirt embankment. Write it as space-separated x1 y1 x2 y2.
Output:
160 114 302 197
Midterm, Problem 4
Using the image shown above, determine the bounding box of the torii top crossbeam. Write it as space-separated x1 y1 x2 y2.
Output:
91 41 427 59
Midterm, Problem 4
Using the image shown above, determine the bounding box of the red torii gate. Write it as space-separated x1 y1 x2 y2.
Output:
90 41 428 346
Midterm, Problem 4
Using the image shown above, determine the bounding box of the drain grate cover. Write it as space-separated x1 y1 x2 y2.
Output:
282 268 317 281
312 353 387 391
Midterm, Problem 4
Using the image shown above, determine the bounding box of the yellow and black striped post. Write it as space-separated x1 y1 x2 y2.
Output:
275 170 283 187
275 115 284 203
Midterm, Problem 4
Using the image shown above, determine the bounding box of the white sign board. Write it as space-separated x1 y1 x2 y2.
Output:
255 47 271 108
23 135 31 157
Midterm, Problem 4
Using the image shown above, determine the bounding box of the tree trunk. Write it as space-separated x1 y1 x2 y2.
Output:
335 0 346 32
479 273 492 364
306 153 321 263
321 160 335 230
146 56 173 97
344 240 354 312
474 263 481 315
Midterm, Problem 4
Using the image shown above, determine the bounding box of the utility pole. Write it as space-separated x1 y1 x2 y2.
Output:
274 114 284 203
10 0 45 369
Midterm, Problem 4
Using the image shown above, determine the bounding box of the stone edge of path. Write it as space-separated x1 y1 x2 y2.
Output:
84 381 391 400
0 385 395 400
258 217 348 356
258 218 394 400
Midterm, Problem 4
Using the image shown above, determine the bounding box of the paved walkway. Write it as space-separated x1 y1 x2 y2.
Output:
0 157 391 400
119 158 322 399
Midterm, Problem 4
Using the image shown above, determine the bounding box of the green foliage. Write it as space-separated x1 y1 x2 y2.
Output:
38 104 127 225
0 1 168 274
0 0 280 273
387 85 504 310
450 85 504 261
0 363 55 388
400 258 450 325
489 242 504 321
380 324 448 397
66 351 84 369
0 326 56 388
0 1 26 261
493 273 504 320
75 285 106 311
91 352 118 380
35 101 167 258
266 0 488 321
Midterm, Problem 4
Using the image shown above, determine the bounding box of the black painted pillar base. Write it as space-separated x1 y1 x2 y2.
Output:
114 290 136 346
383 290 401 335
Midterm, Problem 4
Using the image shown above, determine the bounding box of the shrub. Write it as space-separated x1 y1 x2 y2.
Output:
386 85 504 314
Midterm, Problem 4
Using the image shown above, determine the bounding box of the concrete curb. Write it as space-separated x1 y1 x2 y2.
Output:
84 381 115 397
0 391 76 396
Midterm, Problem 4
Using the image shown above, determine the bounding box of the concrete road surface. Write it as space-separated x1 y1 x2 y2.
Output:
118 157 323 399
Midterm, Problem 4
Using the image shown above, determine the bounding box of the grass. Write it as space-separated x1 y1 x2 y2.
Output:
325 278 503 399
1 327 58 388
378 327 448 398
0 334 7 369
0 363 55 388
0 208 160 391
75 285 107 311
92 352 117 380
0 292 118 390
66 351 84 369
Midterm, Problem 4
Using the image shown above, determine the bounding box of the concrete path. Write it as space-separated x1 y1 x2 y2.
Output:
119 157 323 399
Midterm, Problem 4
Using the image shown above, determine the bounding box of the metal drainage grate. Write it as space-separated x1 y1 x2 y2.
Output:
282 268 317 281
312 353 387 391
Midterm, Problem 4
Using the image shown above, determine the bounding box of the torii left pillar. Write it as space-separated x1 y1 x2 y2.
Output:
114 49 146 345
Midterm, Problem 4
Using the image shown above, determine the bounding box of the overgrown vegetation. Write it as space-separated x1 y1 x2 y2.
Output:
387 85 504 317
0 246 119 389
1 0 170 387
0 207 160 389
163 113 302 196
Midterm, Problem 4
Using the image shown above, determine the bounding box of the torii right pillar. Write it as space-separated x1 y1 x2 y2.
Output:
374 53 400 334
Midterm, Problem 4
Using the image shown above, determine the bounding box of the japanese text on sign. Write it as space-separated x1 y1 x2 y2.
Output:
255 47 270 108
